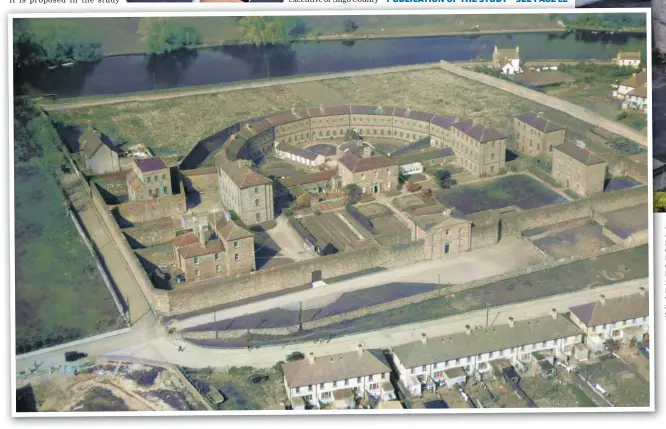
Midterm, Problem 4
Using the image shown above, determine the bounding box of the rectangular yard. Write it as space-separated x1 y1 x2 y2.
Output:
436 174 566 215
14 166 123 354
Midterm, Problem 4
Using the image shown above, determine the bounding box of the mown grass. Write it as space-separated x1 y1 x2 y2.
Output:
14 165 123 354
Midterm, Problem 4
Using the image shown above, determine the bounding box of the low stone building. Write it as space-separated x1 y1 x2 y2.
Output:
274 141 325 167
513 112 566 157
217 159 274 226
78 126 120 174
171 212 255 283
392 147 454 176
390 313 583 395
126 157 172 202
612 69 648 113
451 120 506 176
337 147 398 194
402 204 472 257
281 346 392 409
552 142 607 197
568 289 649 352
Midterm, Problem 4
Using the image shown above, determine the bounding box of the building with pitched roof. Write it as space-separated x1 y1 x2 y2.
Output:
451 120 507 176
172 212 255 282
568 289 648 352
390 312 583 393
612 69 648 113
615 50 642 68
78 126 120 174
492 46 521 75
392 147 454 176
274 141 325 167
281 346 393 409
337 147 398 194
513 112 566 157
403 204 472 257
217 159 274 226
552 142 607 197
126 157 172 202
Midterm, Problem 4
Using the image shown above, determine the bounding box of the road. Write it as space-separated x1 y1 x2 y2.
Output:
109 279 647 370
171 237 544 330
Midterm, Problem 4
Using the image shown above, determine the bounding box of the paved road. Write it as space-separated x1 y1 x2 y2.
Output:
171 237 544 330
110 279 647 370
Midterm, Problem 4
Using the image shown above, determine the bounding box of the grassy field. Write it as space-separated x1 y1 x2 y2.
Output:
14 165 123 354
49 66 642 167
186 366 288 410
23 16 562 56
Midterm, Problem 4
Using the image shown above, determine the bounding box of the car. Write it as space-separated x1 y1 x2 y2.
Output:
249 375 269 384
64 351 87 362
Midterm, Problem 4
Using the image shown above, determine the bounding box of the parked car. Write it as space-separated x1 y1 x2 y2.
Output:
249 375 269 384
64 351 87 362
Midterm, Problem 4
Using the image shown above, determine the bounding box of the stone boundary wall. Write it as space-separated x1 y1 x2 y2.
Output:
438 61 647 147
165 240 425 317
181 239 640 341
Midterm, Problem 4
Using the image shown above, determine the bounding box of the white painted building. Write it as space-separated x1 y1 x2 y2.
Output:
274 141 325 167
568 289 649 353
612 69 648 113
615 51 642 68
390 312 583 396
493 46 521 75
281 346 394 409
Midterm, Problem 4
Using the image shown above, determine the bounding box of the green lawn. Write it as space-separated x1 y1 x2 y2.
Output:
23 15 561 56
14 165 123 354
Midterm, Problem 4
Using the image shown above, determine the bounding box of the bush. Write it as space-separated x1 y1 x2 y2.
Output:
405 182 422 193
286 352 305 362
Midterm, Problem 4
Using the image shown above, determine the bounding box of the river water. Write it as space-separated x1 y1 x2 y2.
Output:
18 30 646 99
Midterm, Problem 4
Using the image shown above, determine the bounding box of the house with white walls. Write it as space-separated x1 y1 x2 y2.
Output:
281 346 394 409
274 141 325 167
568 289 649 353
390 312 583 396
492 46 521 75
615 51 642 68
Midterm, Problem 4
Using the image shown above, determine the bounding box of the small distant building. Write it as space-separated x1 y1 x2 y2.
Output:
275 169 338 199
217 159 274 226
126 157 172 202
492 46 521 75
392 147 454 176
337 147 399 194
274 141 325 167
402 204 472 256
612 69 648 113
568 290 649 352
552 142 607 197
513 112 566 157
171 212 255 283
615 51 641 68
78 126 120 174
281 346 392 409
451 120 507 176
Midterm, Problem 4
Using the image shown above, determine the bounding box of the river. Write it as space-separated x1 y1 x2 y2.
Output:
18 30 646 99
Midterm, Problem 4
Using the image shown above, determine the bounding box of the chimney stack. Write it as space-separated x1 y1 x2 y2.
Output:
494 46 498 53
599 294 606 306
508 317 515 328
308 353 315 364
465 325 472 336
551 308 558 320
356 344 363 356
639 287 646 297
362 146 372 158
421 333 427 344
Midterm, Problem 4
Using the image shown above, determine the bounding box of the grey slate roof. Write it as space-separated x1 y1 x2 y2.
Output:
275 142 321 162
453 122 506 143
282 349 391 388
569 293 648 327
393 147 454 165
517 112 564 133
338 151 397 173
218 160 272 189
553 142 606 166
391 314 582 369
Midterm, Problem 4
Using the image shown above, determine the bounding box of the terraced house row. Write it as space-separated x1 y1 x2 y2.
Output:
220 105 506 178
281 290 649 409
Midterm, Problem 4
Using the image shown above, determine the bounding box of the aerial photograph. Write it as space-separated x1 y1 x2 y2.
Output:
13 13 650 413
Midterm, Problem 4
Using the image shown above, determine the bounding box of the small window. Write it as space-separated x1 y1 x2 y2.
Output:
195 269 200 277
234 253 239 262
215 253 220 261
233 241 239 249
194 257 199 265
255 199 260 207
374 171 379 178
216 265 222 273
146 176 152 183
162 173 166 180
332 381 337 388
356 377 361 383
319 383 325 389
255 187 259 194
295 387 300 394
256 213 261 222
344 379 349 386
381 373 386 380
162 186 168 194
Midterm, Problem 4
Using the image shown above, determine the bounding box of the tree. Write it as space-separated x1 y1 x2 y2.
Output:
344 184 362 205
238 17 303 46
654 192 666 213
343 19 359 34
137 18 202 54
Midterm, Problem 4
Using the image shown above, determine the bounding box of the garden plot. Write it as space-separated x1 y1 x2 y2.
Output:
526 218 616 259
436 174 566 215
519 373 598 408
578 356 650 407
23 363 205 412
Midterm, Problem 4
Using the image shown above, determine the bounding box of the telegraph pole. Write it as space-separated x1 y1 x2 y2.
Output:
485 302 490 328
